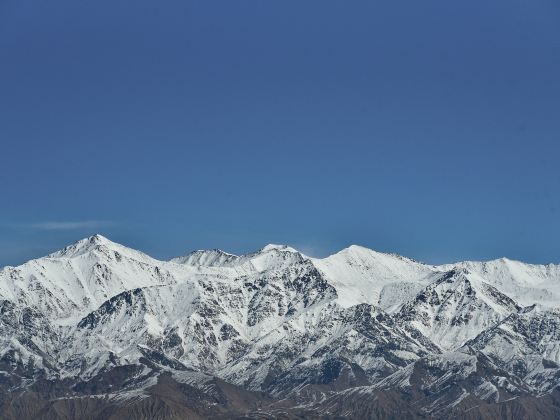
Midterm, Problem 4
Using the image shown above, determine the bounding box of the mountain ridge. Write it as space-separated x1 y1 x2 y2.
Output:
1 234 559 419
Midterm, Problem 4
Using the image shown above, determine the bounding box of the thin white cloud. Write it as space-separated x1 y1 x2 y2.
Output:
25 220 115 230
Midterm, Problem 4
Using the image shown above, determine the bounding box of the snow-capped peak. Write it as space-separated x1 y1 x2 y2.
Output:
327 244 428 267
259 244 299 253
48 234 110 258
311 244 436 310
439 258 560 308
47 234 154 263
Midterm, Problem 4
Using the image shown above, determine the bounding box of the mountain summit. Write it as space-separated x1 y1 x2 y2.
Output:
1 235 559 419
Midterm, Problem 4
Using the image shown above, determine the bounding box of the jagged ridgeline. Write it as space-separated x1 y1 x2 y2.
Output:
1 235 560 419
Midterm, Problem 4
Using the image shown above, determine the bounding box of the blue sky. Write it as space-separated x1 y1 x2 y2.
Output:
1 0 559 266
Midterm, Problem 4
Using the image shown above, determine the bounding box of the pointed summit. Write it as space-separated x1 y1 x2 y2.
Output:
312 244 436 309
47 234 156 263
259 244 298 253
47 234 112 258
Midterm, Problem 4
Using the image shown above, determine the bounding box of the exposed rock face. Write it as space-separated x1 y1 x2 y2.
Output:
1 235 559 419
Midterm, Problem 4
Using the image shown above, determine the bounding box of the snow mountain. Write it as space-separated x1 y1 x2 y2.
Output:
397 268 521 351
0 235 559 419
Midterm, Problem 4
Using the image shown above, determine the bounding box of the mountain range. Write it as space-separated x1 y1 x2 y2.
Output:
1 234 559 419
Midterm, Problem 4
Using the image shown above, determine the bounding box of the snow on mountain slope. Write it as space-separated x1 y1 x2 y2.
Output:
64 257 337 380
465 305 560 392
49 234 156 262
0 235 177 322
440 258 560 308
236 245 306 272
1 234 560 419
171 244 308 279
0 235 307 325
0 299 62 374
219 302 439 394
327 351 533 417
311 245 437 311
170 249 240 267
397 268 521 351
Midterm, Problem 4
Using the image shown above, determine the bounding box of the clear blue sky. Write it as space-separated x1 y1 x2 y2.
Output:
1 0 559 266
